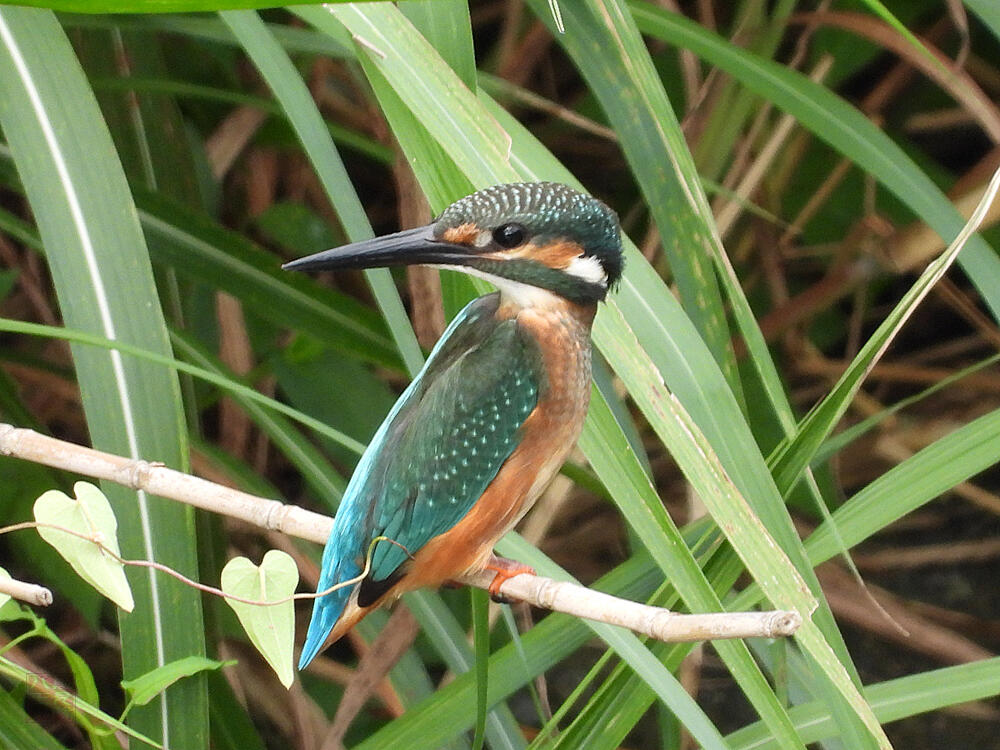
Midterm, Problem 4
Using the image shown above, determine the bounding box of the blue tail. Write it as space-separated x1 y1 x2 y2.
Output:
298 554 360 669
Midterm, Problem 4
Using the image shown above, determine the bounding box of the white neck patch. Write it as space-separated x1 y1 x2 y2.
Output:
433 264 564 309
564 254 607 286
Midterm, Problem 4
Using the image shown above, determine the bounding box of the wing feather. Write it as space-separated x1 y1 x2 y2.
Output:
366 303 540 580
300 294 541 666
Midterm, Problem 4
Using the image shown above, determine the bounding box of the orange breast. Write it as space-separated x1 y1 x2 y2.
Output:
400 300 596 590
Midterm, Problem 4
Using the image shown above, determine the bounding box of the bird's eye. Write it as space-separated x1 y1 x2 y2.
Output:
492 223 528 249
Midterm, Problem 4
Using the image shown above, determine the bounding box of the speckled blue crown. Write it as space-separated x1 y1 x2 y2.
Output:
437 182 623 287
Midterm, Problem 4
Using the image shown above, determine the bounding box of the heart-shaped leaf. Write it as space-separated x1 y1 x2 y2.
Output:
221 550 297 688
33 482 133 611
121 655 233 713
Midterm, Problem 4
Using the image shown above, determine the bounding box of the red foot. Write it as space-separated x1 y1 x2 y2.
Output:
485 554 535 602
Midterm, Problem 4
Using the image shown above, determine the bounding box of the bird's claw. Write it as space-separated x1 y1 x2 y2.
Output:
485 555 534 604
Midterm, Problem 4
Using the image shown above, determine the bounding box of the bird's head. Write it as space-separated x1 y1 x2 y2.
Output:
283 182 623 307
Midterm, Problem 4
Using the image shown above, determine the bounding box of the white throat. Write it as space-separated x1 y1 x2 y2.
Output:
434 264 566 309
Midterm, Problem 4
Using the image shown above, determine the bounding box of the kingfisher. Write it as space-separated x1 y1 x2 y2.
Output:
286 182 623 669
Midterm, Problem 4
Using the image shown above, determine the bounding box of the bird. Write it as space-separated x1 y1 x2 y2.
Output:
285 182 623 669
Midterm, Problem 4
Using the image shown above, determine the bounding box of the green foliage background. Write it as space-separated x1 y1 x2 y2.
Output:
0 1 998 749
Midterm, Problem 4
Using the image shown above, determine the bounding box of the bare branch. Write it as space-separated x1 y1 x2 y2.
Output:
0 423 802 641
0 574 52 607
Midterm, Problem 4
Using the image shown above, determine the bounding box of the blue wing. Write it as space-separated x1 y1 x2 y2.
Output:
299 294 540 667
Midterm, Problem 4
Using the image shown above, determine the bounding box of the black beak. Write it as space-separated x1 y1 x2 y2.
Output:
282 225 477 273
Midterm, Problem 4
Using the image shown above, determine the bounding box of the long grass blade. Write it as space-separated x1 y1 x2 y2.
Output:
470 588 489 750
218 9 423 376
0 8 207 747
303 6 800 743
805 405 1000 566
629 2 1000 324
523 0 737 392
965 0 1000 42
301 4 885 743
728 658 1000 750
770 167 1000 495
349 553 658 749
0 317 365 454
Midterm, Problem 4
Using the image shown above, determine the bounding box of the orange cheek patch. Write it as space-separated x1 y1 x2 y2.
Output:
478 238 587 269
506 240 584 269
442 223 480 246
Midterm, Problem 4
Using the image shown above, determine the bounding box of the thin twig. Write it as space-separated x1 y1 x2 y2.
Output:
0 575 52 607
0 423 802 642
0 520 395 608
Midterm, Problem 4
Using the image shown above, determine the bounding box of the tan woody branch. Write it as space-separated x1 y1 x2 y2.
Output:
0 422 801 642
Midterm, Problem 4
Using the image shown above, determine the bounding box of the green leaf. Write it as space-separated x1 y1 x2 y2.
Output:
0 654 161 749
0 8 207 746
221 550 297 688
578 389 803 749
805 405 1000 567
770 168 1000 496
628 2 1000 324
297 6 858 744
0 316 365 456
966 0 1000 43
0 686 70 750
728 658 1000 749
33 482 134 612
14 0 366 12
400 0 476 89
524 0 737 391
219 8 423 378
122 656 231 709
470 588 489 750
